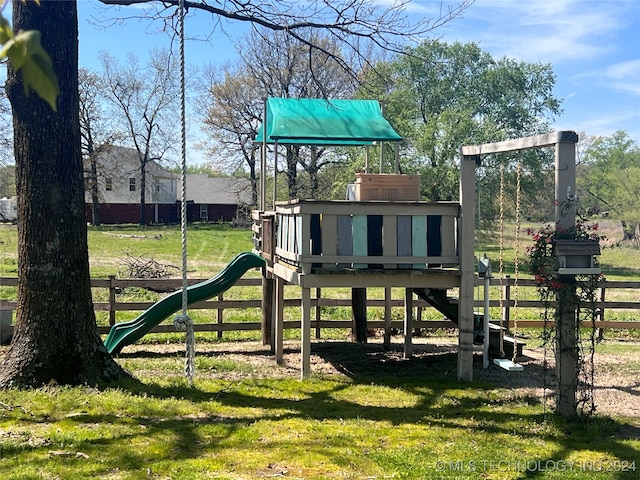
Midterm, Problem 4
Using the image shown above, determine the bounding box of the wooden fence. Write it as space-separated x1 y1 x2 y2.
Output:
1 277 639 338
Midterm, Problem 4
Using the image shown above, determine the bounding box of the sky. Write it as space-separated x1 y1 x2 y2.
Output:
72 0 639 152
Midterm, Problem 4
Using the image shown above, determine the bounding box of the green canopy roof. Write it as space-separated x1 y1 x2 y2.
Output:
255 97 402 145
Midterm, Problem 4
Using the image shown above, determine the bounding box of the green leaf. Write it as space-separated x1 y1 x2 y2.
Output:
0 16 13 44
0 29 59 110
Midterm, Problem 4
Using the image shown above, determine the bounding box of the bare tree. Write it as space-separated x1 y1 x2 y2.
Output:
79 67 126 226
100 0 472 200
575 131 598 166
0 84 15 198
99 0 472 87
198 65 263 205
201 29 359 201
0 85 11 161
100 49 181 225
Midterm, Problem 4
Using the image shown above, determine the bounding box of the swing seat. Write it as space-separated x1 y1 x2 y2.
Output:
493 358 524 371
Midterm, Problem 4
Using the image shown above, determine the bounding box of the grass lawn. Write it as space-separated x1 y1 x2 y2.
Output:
1 339 639 479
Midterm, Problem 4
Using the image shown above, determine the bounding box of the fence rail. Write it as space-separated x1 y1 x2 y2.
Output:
1 277 639 337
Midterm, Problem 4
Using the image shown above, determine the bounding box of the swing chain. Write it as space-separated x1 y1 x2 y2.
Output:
512 159 522 363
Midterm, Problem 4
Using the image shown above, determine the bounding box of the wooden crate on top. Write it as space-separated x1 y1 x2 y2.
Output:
354 173 421 201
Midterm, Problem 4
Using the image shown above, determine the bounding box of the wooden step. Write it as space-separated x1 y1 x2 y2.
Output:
486 323 526 358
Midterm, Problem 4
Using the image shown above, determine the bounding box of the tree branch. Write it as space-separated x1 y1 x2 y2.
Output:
98 0 473 59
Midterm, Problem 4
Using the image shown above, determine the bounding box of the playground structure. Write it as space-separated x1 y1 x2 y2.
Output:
98 96 593 416
251 97 593 416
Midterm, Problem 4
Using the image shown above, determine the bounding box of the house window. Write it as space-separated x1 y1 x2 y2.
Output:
129 178 136 192
200 205 208 221
105 177 113 191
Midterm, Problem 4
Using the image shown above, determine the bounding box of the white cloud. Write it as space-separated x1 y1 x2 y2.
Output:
570 58 640 96
556 109 640 139
607 59 640 96
419 0 633 63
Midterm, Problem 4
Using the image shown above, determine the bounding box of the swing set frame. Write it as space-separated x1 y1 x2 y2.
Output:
461 130 588 417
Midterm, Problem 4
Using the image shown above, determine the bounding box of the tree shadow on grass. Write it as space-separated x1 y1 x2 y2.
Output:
7 340 635 478
103 341 640 477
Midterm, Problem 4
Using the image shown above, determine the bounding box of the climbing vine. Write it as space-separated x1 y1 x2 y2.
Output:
527 220 604 416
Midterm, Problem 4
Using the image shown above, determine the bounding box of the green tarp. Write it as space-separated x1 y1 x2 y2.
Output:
255 97 402 145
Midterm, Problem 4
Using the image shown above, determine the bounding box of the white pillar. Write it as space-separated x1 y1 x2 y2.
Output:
260 97 267 212
483 273 491 369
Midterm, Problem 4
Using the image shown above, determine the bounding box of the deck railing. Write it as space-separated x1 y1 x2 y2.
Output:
263 200 461 273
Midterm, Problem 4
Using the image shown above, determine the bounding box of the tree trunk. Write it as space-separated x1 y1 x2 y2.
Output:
621 220 638 242
140 158 147 225
351 288 368 343
90 155 101 226
309 146 320 199
286 145 298 200
249 145 258 206
0 0 128 388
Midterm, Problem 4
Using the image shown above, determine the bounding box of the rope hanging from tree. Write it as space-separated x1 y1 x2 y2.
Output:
172 0 195 387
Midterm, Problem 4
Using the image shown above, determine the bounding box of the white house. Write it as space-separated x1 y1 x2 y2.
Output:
84 145 178 224
84 146 252 224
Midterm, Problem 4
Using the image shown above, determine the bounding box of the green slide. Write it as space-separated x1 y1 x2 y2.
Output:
104 252 265 354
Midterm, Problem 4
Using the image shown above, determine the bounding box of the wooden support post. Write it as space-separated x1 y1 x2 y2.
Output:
301 287 311 379
458 154 477 381
217 293 224 339
384 287 392 349
275 276 284 364
108 275 116 326
598 286 606 341
555 136 579 417
262 276 274 348
556 279 578 417
351 288 368 343
502 275 511 329
315 288 322 339
404 288 413 358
